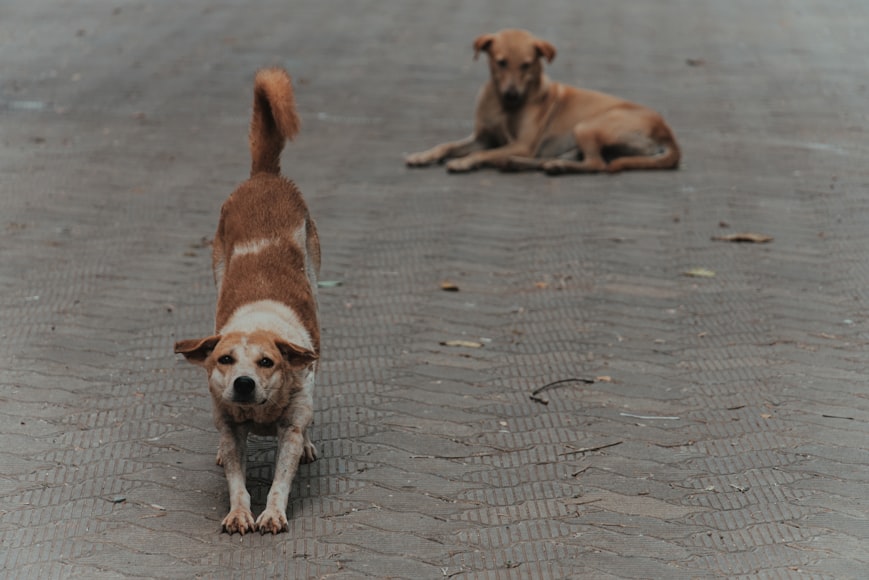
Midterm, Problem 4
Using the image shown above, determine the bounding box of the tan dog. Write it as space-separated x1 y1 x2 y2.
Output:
406 28 680 174
174 67 321 535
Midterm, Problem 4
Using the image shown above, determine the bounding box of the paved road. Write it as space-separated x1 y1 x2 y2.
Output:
2 1 868 578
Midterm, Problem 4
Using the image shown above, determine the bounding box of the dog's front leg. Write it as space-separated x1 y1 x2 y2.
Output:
406 134 485 167
218 422 255 534
446 143 532 173
499 155 550 172
256 388 315 534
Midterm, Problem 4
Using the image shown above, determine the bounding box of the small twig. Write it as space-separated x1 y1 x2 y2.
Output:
559 441 623 456
654 440 695 448
532 377 595 396
410 452 497 459
530 377 595 404
564 497 603 506
821 414 854 420
620 412 680 420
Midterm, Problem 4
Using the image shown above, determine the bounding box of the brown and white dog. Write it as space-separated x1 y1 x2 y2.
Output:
174 67 321 535
406 28 680 174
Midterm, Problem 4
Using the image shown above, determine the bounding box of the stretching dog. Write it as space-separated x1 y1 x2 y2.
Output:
175 67 321 535
406 28 680 174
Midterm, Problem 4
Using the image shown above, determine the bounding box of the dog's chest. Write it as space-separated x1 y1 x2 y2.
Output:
482 105 546 147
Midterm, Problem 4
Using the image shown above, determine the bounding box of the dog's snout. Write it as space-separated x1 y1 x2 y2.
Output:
233 376 256 398
502 87 522 109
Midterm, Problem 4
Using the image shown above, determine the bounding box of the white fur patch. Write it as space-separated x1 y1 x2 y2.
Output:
220 300 313 351
233 238 274 257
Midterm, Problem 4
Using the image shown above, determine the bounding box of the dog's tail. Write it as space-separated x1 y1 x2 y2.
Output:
250 67 300 176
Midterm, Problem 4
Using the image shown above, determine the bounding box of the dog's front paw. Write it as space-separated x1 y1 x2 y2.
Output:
222 508 256 535
256 507 289 534
542 160 568 175
405 151 435 167
446 158 475 173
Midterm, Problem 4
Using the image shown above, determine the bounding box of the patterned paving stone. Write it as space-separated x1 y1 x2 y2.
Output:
2 0 868 578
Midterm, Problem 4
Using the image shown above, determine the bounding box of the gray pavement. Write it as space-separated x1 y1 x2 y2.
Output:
2 1 868 578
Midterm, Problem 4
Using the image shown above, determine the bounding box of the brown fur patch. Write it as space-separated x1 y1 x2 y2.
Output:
212 174 320 350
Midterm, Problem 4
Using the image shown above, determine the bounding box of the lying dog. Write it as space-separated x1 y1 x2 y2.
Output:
174 67 321 535
406 28 680 174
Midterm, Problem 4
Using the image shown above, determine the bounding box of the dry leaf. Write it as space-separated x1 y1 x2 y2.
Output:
683 268 716 278
595 375 613 383
711 232 773 243
535 281 549 289
440 281 459 292
440 340 483 348
760 413 773 419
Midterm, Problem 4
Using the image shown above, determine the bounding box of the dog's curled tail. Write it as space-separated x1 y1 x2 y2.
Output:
250 67 300 177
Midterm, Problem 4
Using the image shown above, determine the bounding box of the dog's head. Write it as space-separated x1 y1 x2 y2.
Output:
175 330 317 407
474 28 556 111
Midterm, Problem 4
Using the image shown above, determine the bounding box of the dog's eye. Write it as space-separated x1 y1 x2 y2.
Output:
258 357 274 368
497 59 508 69
218 355 234 365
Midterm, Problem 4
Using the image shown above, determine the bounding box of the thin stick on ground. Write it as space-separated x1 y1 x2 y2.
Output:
559 441 623 456
530 377 595 404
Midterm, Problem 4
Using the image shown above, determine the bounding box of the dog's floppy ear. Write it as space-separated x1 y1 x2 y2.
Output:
174 335 221 366
473 33 495 60
534 39 556 63
275 339 319 370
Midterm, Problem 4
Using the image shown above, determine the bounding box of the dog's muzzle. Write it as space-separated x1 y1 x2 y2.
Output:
232 376 256 402
501 88 523 110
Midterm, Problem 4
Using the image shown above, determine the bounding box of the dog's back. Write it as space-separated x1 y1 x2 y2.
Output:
212 68 321 346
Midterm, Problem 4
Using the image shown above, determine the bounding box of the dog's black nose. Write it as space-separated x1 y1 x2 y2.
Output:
233 376 256 398
502 88 522 109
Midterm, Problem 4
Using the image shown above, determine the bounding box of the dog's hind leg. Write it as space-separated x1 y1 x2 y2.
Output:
542 123 608 174
212 221 227 295
603 126 681 172
542 115 609 175
585 109 680 173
